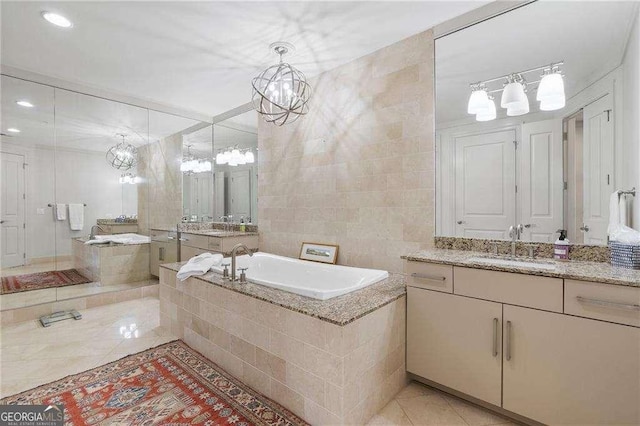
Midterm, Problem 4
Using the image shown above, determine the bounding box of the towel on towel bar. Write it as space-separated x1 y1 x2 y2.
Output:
56 204 67 221
177 253 223 281
68 203 84 231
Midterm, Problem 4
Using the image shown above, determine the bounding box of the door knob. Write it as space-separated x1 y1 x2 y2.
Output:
580 225 590 232
0 220 4 224
457 220 465 225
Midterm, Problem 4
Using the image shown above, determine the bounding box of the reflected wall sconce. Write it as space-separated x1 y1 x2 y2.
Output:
119 172 138 184
215 146 255 167
467 61 565 121
181 145 212 175
252 42 311 126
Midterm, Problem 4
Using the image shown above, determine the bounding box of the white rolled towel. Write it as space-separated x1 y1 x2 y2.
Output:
56 204 67 221
177 253 223 281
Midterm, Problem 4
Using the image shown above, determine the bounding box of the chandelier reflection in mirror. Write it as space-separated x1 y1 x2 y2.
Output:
181 145 212 175
215 146 256 167
467 61 565 122
252 42 311 126
106 134 137 170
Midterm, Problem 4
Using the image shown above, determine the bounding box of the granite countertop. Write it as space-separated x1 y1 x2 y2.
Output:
403 249 640 288
180 230 259 237
160 262 406 326
97 219 138 225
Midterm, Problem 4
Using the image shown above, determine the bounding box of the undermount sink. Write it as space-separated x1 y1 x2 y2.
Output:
467 256 557 271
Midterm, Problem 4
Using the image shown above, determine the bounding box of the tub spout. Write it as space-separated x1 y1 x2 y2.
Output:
231 243 253 282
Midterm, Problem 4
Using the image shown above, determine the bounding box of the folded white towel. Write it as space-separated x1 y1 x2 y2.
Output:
619 194 629 227
56 204 67 221
607 191 620 236
68 203 84 231
177 253 224 281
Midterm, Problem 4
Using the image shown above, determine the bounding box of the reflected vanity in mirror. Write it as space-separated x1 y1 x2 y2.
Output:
213 109 258 225
435 1 639 247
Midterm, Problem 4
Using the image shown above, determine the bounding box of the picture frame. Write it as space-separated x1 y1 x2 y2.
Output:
299 242 339 264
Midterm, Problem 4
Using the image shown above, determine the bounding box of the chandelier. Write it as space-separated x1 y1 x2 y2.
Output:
467 61 565 122
252 42 311 126
106 134 137 170
215 146 255 167
181 145 212 175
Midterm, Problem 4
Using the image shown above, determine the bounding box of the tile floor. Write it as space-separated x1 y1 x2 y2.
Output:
0 297 518 426
1 260 74 277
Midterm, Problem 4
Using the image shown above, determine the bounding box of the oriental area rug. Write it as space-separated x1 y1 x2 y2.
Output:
1 269 91 294
0 340 308 426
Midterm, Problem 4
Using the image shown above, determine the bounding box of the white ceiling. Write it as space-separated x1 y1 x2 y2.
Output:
436 1 638 126
1 1 487 118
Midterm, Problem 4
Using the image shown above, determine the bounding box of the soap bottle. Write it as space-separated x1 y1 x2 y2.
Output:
554 229 570 261
239 217 246 232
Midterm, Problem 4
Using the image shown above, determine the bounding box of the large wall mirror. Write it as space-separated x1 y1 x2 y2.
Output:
435 1 639 246
213 110 258 224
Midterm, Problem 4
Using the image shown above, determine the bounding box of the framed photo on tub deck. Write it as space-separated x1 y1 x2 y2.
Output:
299 242 339 264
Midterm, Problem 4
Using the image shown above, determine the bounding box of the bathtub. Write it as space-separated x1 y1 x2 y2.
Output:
85 233 151 245
211 252 389 300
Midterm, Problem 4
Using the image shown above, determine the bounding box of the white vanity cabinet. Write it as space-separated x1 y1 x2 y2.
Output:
407 287 502 406
406 261 640 425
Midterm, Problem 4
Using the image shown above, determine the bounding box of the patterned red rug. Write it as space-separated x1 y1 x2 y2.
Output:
0 340 308 426
1 269 92 294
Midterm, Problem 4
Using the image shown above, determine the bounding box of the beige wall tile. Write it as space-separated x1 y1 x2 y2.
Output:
255 347 286 382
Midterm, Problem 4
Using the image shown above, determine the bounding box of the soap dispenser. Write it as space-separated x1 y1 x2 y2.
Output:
554 229 570 260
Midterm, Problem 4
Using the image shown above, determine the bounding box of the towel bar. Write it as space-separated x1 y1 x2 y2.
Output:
619 187 636 197
48 203 87 207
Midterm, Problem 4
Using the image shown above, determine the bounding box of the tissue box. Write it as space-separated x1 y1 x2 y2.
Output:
609 241 640 269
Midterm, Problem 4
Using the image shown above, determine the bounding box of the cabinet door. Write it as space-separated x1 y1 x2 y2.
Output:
150 243 160 277
503 305 640 425
407 287 503 406
180 245 207 262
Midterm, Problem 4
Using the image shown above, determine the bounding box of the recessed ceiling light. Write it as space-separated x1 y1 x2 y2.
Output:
7 128 21 133
16 100 34 108
41 11 73 28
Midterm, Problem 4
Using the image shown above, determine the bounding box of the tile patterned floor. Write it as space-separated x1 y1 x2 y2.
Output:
1 297 518 425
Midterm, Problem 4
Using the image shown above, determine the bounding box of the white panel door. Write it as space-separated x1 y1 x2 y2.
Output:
214 171 225 219
583 94 614 244
454 130 516 240
520 120 564 242
1 152 26 268
229 170 251 219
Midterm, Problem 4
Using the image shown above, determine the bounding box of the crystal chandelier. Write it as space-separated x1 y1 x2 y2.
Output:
181 145 212 175
215 146 255 167
106 134 137 170
252 42 311 126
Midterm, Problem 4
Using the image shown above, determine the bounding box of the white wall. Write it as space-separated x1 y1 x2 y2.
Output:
622 9 640 230
1 142 137 260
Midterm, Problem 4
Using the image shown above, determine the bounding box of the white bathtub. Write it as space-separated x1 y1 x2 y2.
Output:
212 252 389 300
85 233 151 245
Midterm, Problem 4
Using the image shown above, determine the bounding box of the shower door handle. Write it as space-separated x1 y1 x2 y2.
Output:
159 247 165 262
0 220 4 224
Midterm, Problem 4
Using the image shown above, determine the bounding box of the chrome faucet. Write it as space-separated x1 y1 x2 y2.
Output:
508 224 524 258
89 224 106 240
230 243 253 282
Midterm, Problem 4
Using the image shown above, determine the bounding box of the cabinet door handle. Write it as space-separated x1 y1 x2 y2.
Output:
411 273 446 282
179 238 189 242
576 296 640 311
493 318 499 357
159 246 165 262
505 320 512 361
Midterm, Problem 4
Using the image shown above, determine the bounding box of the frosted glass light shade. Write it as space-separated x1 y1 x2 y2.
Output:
507 99 530 116
501 82 527 108
245 151 255 163
216 152 225 164
537 73 564 101
540 95 566 111
476 98 496 122
467 89 489 114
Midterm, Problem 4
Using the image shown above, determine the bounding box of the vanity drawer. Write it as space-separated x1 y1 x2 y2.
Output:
405 261 453 293
565 280 640 328
180 233 209 250
454 267 563 312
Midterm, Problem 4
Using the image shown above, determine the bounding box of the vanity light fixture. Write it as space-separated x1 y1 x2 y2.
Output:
215 147 255 166
119 173 138 185
41 11 73 28
7 128 21 133
16 100 34 108
181 145 212 175
106 134 137 171
252 42 311 126
467 61 565 120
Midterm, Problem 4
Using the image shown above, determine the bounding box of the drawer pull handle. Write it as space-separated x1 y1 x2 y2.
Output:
492 317 499 357
576 296 640 311
179 238 189 242
411 273 446 282
505 321 512 361
167 236 175 240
